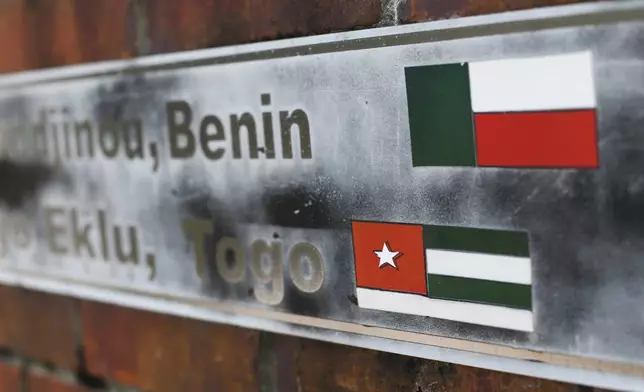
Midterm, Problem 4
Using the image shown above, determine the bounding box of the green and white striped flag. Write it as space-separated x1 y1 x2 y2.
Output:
351 221 533 331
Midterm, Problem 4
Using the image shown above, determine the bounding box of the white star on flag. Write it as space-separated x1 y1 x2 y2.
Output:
374 242 400 269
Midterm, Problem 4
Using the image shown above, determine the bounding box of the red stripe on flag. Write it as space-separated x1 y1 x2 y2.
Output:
474 110 598 168
351 221 427 295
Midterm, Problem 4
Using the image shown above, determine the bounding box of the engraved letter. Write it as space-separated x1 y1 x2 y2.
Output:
71 209 95 258
279 109 312 159
288 243 324 293
181 219 212 278
45 207 67 255
114 225 139 264
215 237 246 283
251 239 284 305
166 101 195 159
230 113 259 159
199 115 225 160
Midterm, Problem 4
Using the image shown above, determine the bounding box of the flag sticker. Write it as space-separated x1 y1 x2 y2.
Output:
405 51 598 169
352 221 427 295
351 221 534 332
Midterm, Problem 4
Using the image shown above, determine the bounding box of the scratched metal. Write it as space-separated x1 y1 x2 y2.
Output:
0 2 643 390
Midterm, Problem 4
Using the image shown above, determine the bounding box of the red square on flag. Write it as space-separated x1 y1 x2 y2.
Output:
351 221 427 295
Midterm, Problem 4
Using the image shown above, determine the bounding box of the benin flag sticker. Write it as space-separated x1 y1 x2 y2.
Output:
405 51 598 168
351 220 534 332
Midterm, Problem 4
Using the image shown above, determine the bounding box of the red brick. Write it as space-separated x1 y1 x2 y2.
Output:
266 334 613 392
145 0 252 53
82 301 259 392
145 0 380 54
66 0 132 64
293 337 422 391
81 299 614 392
406 0 599 22
248 0 381 42
414 363 609 392
0 0 133 73
27 371 88 392
0 0 32 73
22 0 132 70
0 285 79 369
0 362 20 392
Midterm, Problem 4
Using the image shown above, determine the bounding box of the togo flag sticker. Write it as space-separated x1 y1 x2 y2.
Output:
351 221 533 332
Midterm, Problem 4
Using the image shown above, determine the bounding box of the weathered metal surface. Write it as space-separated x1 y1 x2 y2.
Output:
0 2 643 390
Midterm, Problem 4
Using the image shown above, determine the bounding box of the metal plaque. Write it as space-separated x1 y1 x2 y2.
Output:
1 2 644 389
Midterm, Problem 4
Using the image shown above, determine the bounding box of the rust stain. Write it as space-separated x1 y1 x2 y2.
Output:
462 0 600 17
248 0 380 42
408 0 601 22
143 0 379 54
409 0 469 21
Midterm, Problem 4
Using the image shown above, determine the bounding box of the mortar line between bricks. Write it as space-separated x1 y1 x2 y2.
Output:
19 358 27 392
0 352 51 392
5 350 142 392
0 349 96 391
7 267 644 379
1 3 643 88
378 0 407 26
257 332 279 392
71 299 109 390
130 0 152 56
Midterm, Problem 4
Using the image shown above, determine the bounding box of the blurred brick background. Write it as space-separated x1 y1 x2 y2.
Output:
0 0 609 391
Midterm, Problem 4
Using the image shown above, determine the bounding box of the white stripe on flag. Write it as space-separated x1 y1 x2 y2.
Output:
468 51 596 113
425 249 531 285
356 288 534 332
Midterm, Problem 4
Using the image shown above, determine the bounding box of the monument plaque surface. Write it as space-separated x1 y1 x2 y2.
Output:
1 2 644 389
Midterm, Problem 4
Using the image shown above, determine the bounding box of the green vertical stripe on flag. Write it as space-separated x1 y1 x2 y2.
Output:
423 225 530 257
427 275 532 310
405 64 476 167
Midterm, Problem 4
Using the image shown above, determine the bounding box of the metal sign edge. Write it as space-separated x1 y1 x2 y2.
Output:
0 0 641 87
0 2 642 390
0 267 641 391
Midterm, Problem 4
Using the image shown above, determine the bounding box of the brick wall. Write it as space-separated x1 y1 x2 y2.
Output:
0 1 610 391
